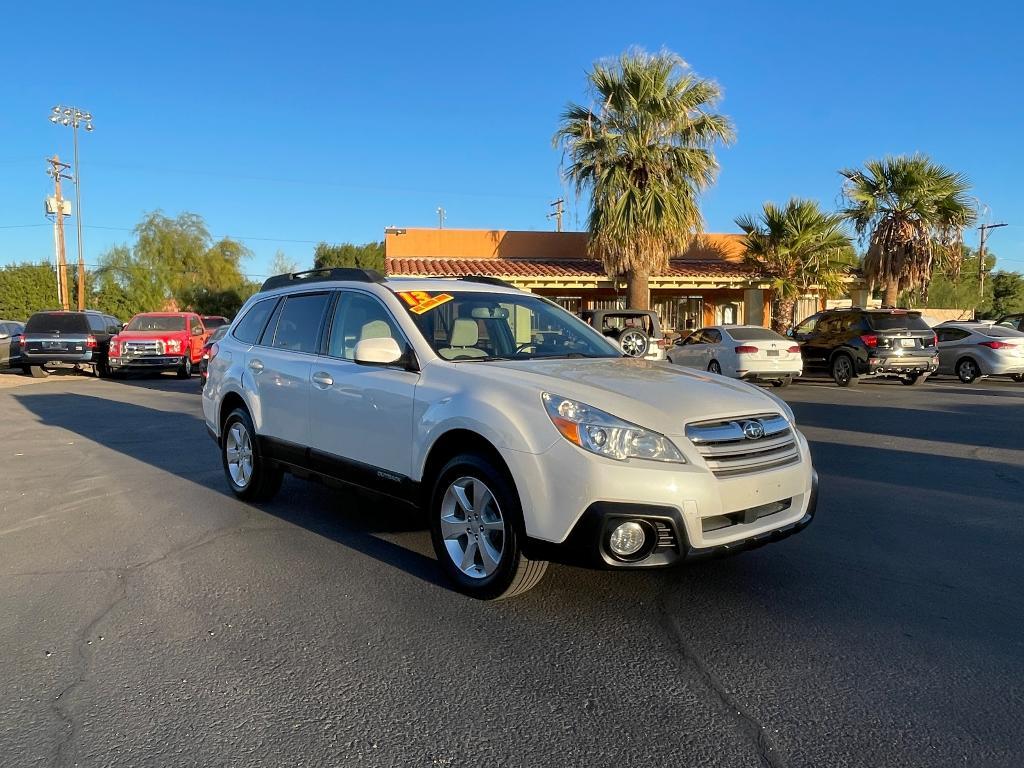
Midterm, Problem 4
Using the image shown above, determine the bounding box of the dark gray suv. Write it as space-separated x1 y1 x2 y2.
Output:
21 310 122 378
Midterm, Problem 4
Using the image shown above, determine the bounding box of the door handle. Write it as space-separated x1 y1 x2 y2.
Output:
248 359 264 374
312 371 334 388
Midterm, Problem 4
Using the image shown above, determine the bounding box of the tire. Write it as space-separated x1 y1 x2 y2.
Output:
831 354 857 387
1011 373 1024 383
956 358 980 384
901 373 928 386
429 453 548 600
707 360 722 375
27 365 49 379
772 376 792 388
617 328 649 358
221 408 283 502
95 357 111 378
177 357 193 379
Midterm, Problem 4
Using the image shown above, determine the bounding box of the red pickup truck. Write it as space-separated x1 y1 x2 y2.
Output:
108 312 209 378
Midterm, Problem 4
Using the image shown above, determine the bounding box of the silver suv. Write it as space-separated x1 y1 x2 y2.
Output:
204 269 818 599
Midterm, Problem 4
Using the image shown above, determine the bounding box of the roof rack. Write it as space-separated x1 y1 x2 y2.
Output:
260 268 385 292
457 275 518 290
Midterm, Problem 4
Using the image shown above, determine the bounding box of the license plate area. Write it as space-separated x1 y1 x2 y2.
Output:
766 349 780 357
899 338 916 348
43 341 67 350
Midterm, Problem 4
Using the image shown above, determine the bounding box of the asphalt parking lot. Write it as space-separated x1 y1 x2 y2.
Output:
1 371 1022 767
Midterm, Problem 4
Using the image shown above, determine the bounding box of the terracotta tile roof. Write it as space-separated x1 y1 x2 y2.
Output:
385 257 755 280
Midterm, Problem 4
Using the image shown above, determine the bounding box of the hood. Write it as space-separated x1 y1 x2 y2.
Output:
458 357 786 437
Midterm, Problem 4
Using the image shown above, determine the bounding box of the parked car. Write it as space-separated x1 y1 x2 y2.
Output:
0 321 25 369
204 268 817 599
109 312 209 378
580 309 667 360
667 325 802 387
792 308 938 386
20 310 121 378
201 315 230 330
935 322 1024 383
199 325 229 387
995 313 1024 333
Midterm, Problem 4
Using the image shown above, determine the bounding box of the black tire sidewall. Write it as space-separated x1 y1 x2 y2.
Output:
708 360 721 374
957 359 978 383
429 454 525 599
221 408 270 499
832 354 855 386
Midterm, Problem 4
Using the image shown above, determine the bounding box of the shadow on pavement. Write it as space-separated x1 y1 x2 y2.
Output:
12 389 446 590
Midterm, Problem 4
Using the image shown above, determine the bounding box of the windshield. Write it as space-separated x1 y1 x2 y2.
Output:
728 327 787 341
399 290 620 361
25 313 89 333
865 312 931 331
126 315 187 332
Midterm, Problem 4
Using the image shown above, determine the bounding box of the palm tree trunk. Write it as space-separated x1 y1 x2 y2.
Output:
771 297 795 334
626 268 650 310
882 282 900 308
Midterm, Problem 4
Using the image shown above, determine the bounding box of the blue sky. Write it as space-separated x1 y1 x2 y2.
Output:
3 0 1023 279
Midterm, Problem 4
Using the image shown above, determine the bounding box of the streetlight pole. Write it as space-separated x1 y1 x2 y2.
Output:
49 105 93 310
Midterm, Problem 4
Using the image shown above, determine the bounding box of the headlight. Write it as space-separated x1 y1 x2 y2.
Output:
165 338 182 353
541 393 685 463
762 389 796 423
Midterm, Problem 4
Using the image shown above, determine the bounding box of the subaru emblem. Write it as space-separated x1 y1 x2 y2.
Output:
742 421 765 440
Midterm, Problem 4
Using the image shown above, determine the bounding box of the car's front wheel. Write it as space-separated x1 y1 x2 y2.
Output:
1013 373 1024 383
221 408 282 501
177 357 193 379
429 454 547 600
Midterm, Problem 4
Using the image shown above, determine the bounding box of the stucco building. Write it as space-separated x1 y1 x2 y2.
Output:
384 227 847 333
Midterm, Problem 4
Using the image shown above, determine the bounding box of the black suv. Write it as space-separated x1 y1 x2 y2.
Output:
995 313 1024 332
21 310 122 378
792 308 938 386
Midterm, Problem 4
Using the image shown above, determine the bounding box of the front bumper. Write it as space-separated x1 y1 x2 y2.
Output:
506 426 817 567
109 355 185 370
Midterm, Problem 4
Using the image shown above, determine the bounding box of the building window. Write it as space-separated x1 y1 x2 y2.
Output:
590 297 627 311
717 302 740 325
654 297 703 333
552 296 581 314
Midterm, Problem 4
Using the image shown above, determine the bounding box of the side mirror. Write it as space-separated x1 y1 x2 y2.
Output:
785 327 795 338
354 337 403 366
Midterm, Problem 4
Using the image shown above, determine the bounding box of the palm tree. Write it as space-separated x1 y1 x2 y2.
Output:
840 155 976 307
554 50 734 309
737 199 854 333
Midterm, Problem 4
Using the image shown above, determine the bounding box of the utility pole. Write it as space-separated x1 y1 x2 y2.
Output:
978 222 1007 300
436 206 446 229
547 198 564 232
49 106 94 310
45 156 73 311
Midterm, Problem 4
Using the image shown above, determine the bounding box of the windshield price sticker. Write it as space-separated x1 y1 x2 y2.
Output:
398 291 455 314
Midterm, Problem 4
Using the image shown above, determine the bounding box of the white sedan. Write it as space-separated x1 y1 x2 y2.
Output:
667 325 803 387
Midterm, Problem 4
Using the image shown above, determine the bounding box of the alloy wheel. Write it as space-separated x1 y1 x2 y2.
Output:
618 330 648 357
225 423 254 488
439 476 506 579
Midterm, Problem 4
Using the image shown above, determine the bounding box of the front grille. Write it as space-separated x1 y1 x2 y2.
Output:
685 413 800 477
124 340 164 356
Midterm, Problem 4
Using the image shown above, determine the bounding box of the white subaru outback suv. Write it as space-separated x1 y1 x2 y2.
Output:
204 269 818 599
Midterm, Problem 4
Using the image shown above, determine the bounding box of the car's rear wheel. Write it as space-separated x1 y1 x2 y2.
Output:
707 360 722 375
616 328 649 358
831 354 857 387
95 357 111 378
429 454 547 600
221 408 282 501
956 358 980 384
27 365 49 378
177 357 193 379
1011 373 1024 383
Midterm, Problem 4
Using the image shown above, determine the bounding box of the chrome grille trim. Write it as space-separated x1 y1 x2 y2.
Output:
124 340 165 356
685 413 800 477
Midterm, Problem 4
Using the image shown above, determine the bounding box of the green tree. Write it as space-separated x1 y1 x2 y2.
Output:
904 245 993 311
736 199 854 332
313 241 385 272
840 155 976 307
989 271 1024 318
270 249 299 275
554 49 734 309
0 263 59 320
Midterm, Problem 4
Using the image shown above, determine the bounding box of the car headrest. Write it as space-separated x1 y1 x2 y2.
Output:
450 318 479 347
360 320 392 341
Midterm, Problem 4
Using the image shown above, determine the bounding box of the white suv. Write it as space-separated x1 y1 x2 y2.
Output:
203 269 818 599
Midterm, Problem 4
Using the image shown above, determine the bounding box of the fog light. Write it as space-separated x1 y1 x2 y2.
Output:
608 521 646 557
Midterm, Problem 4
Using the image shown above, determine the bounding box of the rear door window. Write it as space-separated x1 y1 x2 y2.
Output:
25 313 89 334
268 293 332 353
233 298 280 344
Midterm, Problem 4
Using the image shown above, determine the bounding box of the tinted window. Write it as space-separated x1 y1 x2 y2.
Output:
794 314 820 335
937 328 970 342
866 312 930 331
328 292 405 360
703 329 722 344
233 298 279 344
127 315 187 332
983 326 1024 338
25 312 89 333
269 293 331 353
728 327 785 342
